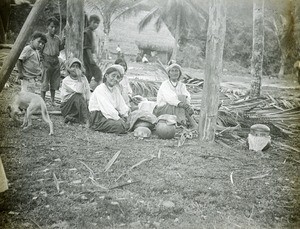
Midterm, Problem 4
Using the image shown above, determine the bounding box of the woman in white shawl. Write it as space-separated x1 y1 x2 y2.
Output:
60 58 91 124
153 63 197 128
88 65 130 134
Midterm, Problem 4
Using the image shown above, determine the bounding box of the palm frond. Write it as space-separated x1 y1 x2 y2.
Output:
138 7 160 32
154 17 163 32
113 0 149 21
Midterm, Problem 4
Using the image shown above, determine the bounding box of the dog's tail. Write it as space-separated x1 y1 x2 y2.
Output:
40 102 54 135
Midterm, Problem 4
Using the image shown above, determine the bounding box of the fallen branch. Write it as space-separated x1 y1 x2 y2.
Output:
79 160 95 178
104 150 121 172
198 154 231 161
247 173 270 180
275 142 300 153
230 172 234 185
116 155 156 181
89 177 108 191
28 217 42 229
288 157 300 164
53 172 60 193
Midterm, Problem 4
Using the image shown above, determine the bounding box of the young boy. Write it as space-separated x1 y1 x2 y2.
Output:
83 14 102 86
41 17 65 106
17 31 47 93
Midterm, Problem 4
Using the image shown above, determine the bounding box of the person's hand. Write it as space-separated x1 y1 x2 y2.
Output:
186 106 194 116
178 101 188 109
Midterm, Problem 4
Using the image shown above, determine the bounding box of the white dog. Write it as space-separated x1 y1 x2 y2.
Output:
8 91 54 135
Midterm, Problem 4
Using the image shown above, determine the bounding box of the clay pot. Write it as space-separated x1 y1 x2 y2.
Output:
155 120 176 139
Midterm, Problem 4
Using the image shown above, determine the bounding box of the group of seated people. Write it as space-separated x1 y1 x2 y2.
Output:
60 57 197 134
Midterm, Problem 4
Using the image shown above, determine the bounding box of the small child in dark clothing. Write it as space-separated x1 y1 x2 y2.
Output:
41 16 65 106
83 14 102 87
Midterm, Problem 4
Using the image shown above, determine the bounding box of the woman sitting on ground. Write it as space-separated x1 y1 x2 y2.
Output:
114 58 133 107
88 65 129 134
60 58 91 124
153 63 197 128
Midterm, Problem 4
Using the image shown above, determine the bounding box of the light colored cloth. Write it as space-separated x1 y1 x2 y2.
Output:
0 157 8 192
248 134 271 152
118 75 132 106
142 56 149 63
156 80 191 107
153 103 187 125
89 83 129 120
61 75 91 103
138 100 157 113
128 109 158 131
61 58 91 103
19 45 42 80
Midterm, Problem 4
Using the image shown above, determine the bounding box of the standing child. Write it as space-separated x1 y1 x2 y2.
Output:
41 17 65 106
83 14 102 86
17 31 47 93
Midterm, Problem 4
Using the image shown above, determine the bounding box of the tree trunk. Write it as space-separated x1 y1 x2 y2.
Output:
58 0 62 36
65 0 84 61
278 51 286 78
0 0 48 93
250 0 265 97
171 12 180 61
103 18 110 59
198 0 226 142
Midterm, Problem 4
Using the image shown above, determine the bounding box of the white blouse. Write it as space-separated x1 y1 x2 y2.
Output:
88 83 129 120
156 80 191 107
61 75 91 103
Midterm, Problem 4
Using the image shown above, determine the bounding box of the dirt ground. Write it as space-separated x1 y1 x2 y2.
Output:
0 61 300 229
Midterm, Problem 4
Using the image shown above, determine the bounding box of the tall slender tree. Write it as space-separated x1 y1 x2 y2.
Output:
198 0 226 142
250 0 265 97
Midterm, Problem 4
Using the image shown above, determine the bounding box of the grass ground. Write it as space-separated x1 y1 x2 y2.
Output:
0 10 300 229
0 63 299 228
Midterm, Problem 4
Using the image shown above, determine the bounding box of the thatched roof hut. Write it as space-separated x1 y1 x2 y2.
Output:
135 40 173 64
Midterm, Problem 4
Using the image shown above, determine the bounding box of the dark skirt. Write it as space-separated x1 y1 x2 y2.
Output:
60 93 89 124
89 110 128 134
153 104 187 125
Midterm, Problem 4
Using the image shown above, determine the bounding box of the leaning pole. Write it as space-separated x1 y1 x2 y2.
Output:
0 0 48 93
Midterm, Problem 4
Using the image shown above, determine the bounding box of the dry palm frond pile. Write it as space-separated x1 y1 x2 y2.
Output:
130 79 161 97
215 94 300 139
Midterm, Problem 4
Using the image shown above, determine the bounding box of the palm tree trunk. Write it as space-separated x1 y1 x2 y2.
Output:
171 12 181 60
278 51 286 78
250 0 265 97
65 0 84 61
198 0 226 142
103 18 111 59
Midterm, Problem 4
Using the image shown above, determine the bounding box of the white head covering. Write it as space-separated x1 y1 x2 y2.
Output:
166 63 182 78
104 64 125 76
